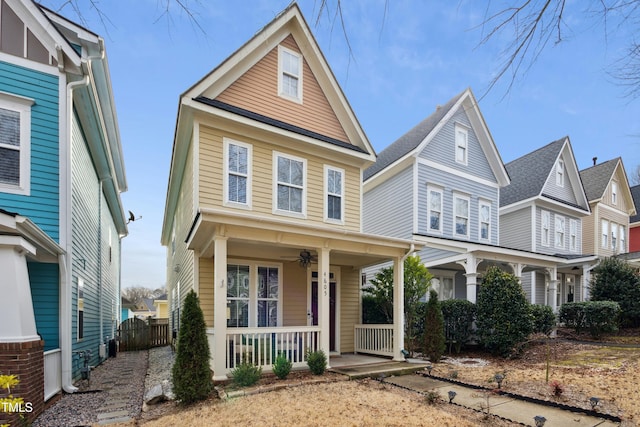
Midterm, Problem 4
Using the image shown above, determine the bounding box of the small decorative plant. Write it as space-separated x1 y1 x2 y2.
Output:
448 370 458 379
272 354 293 379
231 359 262 387
306 349 327 375
549 379 564 396
424 390 440 405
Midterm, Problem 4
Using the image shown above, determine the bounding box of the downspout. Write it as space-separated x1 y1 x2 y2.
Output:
98 179 104 352
61 75 89 394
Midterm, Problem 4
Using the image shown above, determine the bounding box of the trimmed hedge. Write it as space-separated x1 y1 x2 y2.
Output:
559 301 621 338
441 299 476 353
530 304 556 335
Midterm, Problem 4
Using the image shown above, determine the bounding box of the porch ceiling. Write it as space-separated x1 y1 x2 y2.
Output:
188 208 419 268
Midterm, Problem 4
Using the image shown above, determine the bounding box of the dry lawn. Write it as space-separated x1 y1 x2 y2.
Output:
136 332 640 427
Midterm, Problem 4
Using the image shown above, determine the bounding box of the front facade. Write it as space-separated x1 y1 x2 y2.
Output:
0 0 127 419
161 4 417 380
630 185 640 253
580 158 636 258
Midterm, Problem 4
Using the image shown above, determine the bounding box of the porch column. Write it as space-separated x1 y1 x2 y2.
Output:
457 254 481 304
212 236 228 380
392 255 405 361
317 247 331 368
546 267 558 312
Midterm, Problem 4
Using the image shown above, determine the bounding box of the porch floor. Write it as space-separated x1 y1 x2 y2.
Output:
329 354 430 379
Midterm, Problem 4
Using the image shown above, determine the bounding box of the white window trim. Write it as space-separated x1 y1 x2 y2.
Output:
541 210 551 247
324 165 344 224
277 45 303 103
228 259 283 328
426 184 443 234
428 270 456 301
611 181 618 205
555 214 565 248
478 199 491 241
0 91 34 195
272 151 307 218
454 123 468 166
611 222 618 251
223 138 252 209
620 225 626 252
453 192 470 238
569 219 578 252
556 160 565 187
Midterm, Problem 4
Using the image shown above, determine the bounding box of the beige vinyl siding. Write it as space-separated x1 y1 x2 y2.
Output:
595 205 630 256
603 175 632 214
198 124 361 231
167 142 195 330
582 206 596 254
282 263 307 326
339 267 359 353
215 35 350 144
199 257 214 327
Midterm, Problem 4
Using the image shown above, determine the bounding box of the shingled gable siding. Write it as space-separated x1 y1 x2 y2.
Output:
418 108 497 184
363 166 413 239
198 124 361 231
215 35 350 144
541 159 579 206
0 61 59 241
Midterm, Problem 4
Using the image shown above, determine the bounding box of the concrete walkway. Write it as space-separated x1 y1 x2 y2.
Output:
385 375 620 427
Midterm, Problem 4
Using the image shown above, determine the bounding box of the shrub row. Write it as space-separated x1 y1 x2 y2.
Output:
559 301 621 338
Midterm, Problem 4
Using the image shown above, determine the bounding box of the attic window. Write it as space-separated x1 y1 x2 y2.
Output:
611 181 618 205
278 45 303 103
454 124 468 165
556 160 564 187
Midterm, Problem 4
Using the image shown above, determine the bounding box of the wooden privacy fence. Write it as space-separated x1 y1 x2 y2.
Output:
118 318 169 351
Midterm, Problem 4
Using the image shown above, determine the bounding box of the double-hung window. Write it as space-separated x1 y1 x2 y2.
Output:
620 225 626 252
479 200 491 241
612 181 618 205
227 262 281 328
325 166 344 222
274 152 306 216
454 124 468 165
224 139 252 207
427 186 443 233
278 46 303 102
555 215 565 248
430 276 454 300
541 210 550 246
601 220 609 249
569 219 578 252
0 92 33 195
611 223 618 251
453 193 470 238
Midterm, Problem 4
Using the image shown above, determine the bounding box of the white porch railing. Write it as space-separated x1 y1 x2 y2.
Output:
354 324 394 357
43 349 61 401
226 326 321 372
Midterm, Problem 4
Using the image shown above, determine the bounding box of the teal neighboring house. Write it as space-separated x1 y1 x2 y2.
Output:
0 0 127 421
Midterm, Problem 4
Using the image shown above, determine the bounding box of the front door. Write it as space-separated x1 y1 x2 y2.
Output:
309 272 337 352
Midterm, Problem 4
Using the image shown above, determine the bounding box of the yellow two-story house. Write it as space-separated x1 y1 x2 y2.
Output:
161 4 419 380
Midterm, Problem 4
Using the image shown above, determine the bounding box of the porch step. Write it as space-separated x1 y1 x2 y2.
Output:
330 361 430 380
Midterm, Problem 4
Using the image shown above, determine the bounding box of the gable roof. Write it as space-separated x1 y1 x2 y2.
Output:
163 3 374 242
363 88 509 186
631 185 640 224
580 158 620 201
500 137 589 212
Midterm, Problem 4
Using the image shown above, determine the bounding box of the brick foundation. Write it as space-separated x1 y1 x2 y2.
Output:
0 340 44 425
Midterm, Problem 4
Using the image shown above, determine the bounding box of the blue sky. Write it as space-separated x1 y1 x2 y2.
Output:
42 1 640 289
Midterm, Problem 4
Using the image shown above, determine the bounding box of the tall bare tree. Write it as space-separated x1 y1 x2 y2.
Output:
122 286 154 306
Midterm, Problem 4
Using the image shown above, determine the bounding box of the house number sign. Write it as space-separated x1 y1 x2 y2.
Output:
323 272 328 296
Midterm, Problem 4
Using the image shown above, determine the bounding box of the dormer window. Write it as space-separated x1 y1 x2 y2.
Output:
454 124 468 165
556 160 564 187
278 46 303 103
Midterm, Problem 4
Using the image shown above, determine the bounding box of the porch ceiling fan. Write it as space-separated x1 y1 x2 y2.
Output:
281 249 317 268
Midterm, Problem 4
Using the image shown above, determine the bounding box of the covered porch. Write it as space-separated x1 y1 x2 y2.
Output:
187 208 421 379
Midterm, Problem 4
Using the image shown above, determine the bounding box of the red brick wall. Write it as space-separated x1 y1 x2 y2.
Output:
0 340 44 425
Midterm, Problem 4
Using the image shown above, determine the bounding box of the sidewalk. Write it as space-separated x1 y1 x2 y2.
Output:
384 374 621 427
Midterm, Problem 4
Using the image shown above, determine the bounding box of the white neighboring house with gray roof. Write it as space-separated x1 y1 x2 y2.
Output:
500 137 598 308
363 88 574 309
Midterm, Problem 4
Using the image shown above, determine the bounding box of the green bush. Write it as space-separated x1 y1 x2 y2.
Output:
272 354 293 379
423 289 446 363
530 304 556 335
590 257 640 328
231 360 262 387
306 349 327 375
362 294 392 324
476 267 533 357
559 301 621 338
171 290 213 404
441 299 476 353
